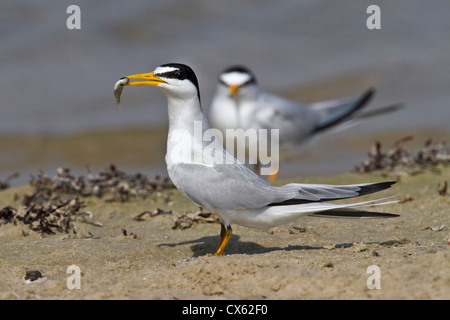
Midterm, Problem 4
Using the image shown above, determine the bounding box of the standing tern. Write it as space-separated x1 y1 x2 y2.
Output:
115 63 398 256
209 65 402 182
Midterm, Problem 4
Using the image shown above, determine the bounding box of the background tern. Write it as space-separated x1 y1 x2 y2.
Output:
209 65 402 181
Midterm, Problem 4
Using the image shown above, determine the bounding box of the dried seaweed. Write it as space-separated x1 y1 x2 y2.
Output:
121 228 137 239
354 137 449 175
0 206 17 224
133 208 173 221
171 210 220 230
1 165 174 235
1 197 89 235
132 208 219 230
26 165 174 204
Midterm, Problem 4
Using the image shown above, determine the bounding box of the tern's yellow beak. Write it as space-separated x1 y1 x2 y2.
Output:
228 84 240 97
125 72 168 86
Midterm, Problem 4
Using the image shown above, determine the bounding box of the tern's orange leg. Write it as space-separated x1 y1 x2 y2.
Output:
267 166 279 183
213 223 232 256
254 160 279 183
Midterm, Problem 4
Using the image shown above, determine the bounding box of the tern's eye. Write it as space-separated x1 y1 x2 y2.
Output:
174 70 185 80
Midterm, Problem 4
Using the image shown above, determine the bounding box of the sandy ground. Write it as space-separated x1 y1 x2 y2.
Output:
0 165 448 300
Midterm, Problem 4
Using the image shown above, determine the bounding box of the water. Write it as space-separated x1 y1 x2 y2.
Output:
1 0 449 183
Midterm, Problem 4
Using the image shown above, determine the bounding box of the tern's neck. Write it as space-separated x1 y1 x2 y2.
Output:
165 94 227 167
166 95 210 134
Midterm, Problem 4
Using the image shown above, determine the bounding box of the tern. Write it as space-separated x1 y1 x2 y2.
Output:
115 63 398 256
209 65 402 182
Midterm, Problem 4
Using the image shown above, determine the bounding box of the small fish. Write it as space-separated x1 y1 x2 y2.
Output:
114 77 129 105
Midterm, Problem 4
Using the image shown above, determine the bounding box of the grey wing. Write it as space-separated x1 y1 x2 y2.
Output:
169 162 299 212
168 161 396 212
271 181 396 206
253 93 318 143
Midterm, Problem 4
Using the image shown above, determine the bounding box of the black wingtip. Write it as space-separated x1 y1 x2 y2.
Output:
366 87 376 97
313 88 376 134
310 210 400 219
360 87 376 107
268 181 397 207
353 87 376 111
357 181 396 197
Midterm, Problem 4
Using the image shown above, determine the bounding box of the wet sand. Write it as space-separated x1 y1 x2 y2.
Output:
0 164 448 299
0 127 168 185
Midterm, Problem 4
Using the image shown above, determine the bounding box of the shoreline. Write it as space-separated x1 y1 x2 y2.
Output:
1 125 449 187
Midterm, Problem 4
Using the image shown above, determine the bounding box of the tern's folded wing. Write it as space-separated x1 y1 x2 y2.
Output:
168 162 395 212
168 162 297 211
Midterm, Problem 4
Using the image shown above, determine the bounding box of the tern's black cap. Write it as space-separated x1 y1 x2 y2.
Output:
158 63 200 101
220 65 257 85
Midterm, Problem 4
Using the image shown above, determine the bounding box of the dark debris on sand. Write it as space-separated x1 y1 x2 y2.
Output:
27 165 174 203
171 210 220 230
354 137 449 175
1 197 88 235
132 208 220 230
133 208 173 221
0 165 175 235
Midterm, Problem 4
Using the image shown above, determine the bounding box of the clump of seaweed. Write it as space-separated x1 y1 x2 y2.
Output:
0 206 17 225
171 210 220 230
0 197 92 235
0 165 174 235
133 208 173 221
354 137 449 175
27 165 174 203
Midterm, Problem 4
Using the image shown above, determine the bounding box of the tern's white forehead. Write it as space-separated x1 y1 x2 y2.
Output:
220 72 252 86
154 66 178 75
